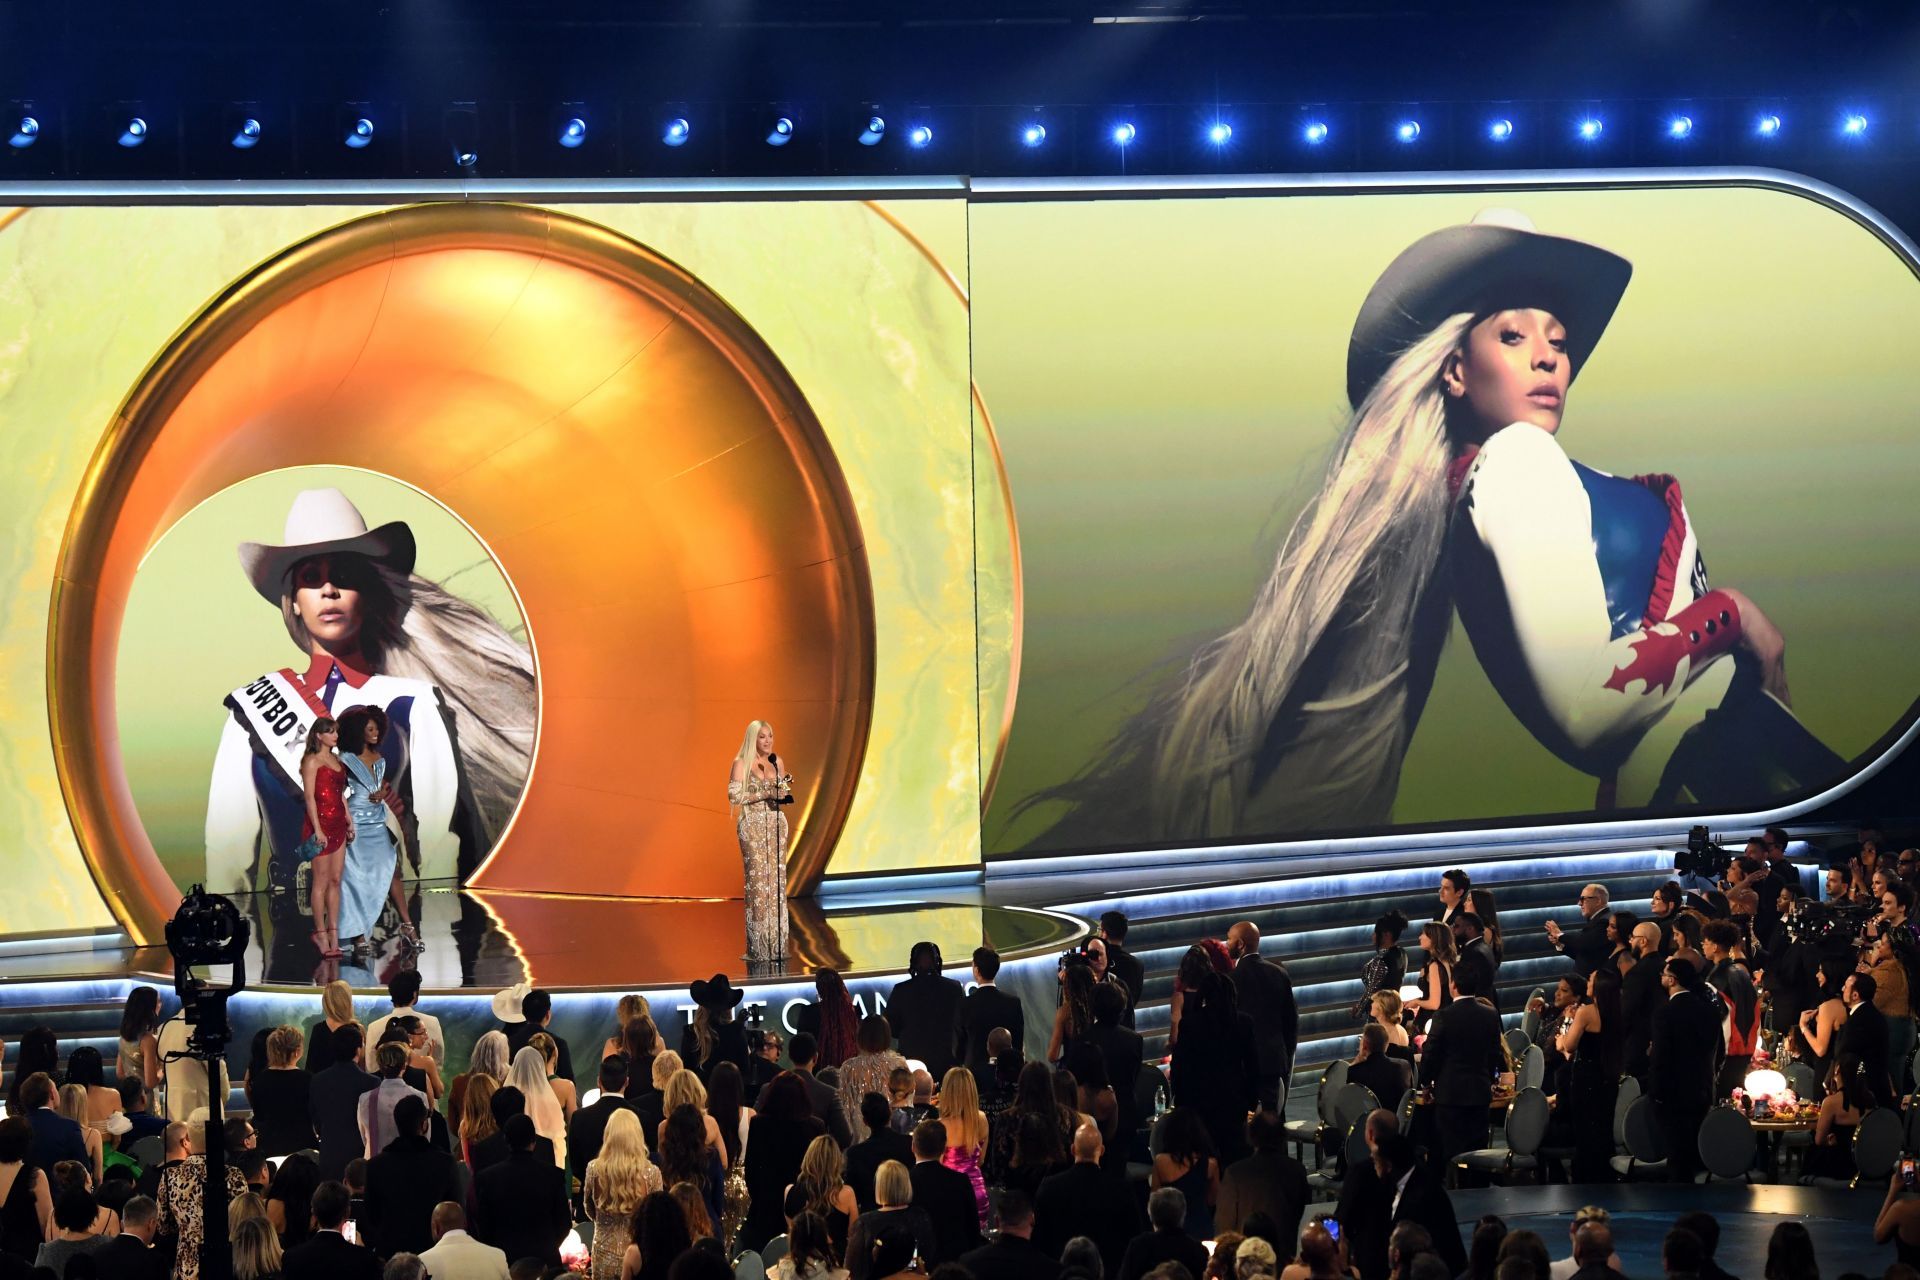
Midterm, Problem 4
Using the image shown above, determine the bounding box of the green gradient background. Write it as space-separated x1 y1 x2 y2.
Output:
975 185 1920 855
118 467 529 887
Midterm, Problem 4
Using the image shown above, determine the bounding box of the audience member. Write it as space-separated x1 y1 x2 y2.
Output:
1149 1108 1218 1242
1841 971 1898 1108
34 1181 112 1276
960 948 1027 1085
682 977 750 1082
367 969 444 1066
264 1153 320 1252
1661 1226 1706 1279
583 1109 661 1280
18 1073 87 1184
788 1133 859 1262
789 968 860 1072
1650 957 1719 1184
571 1054 641 1186
760 1033 853 1149
840 1018 912 1145
964 1189 1062 1280
1282 1222 1342 1280
361 1094 461 1259
743 1072 828 1251
1099 912 1145 1023
1672 1212 1736 1280
508 1044 571 1171
507 988 577 1082
1450 914 1500 1011
98 1193 162 1280
229 1215 283 1280
1332 1110 1396 1280
1545 885 1614 979
116 1075 168 1154
773 1210 844 1280
357 1040 430 1161
155 1120 250 1280
282 1180 382 1280
1378 1133 1465 1277
845 1160 938 1280
1418 960 1504 1164
1036 1122 1137 1278
310 1024 377 1181
1762 1222 1815 1280
475 1114 571 1269
1225 922 1298 1110
659 1104 727 1231
888 942 968 1079
449 1030 512 1126
847 1093 914 1213
383 1255 429 1280
1117 1187 1209 1280
1168 971 1257 1165
54 1082 105 1186
1493 1230 1551 1280
418 1201 511 1280
1876 1167 1920 1267
1549 1208 1625 1280
1346 1025 1413 1114
1215 1110 1306 1245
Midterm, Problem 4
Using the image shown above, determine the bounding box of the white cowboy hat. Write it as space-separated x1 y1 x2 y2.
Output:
1345 208 1633 409
237 487 417 605
491 982 530 1024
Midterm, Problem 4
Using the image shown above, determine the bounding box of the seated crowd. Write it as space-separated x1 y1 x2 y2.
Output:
3 837 1918 1280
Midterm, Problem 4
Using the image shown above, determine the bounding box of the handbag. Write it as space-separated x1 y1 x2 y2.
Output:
292 832 325 863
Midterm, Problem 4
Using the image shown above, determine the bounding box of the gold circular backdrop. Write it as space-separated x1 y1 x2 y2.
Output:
51 202 875 944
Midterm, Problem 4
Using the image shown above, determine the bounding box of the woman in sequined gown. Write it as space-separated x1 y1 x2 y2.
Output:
728 720 792 969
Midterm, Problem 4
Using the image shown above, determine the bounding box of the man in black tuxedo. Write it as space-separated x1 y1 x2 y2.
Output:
1619 921 1666 1083
1450 913 1501 1011
281 1181 382 1280
19 1073 88 1175
309 1025 378 1181
963 1190 1063 1280
1215 1110 1307 1244
1345 1026 1413 1112
468 1086 556 1178
1035 1122 1138 1277
1650 957 1720 1183
1334 1111 1399 1280
1544 884 1614 979
1417 963 1505 1164
505 989 575 1082
1083 984 1145 1147
1842 972 1897 1108
845 1093 912 1213
1226 921 1299 1111
911 1119 986 1263
96 1195 163 1280
1115 1187 1209 1280
361 1095 462 1259
1099 912 1145 1026
569 1055 639 1187
887 941 967 1079
958 947 1026 1081
1379 1133 1466 1276
475 1115 571 1270
1437 869 1471 927
755 1033 852 1148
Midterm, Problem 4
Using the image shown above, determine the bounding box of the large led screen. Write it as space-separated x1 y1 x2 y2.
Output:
974 183 1920 857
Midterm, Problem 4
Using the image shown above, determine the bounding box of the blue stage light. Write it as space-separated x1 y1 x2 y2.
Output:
117 117 147 148
907 124 933 148
663 117 690 147
453 147 477 169
1754 113 1782 138
767 116 794 147
1667 115 1693 139
858 115 885 146
1303 120 1329 145
1395 119 1421 143
9 116 38 149
230 118 262 150
345 117 375 149
1488 118 1514 142
1842 112 1869 137
559 117 587 149
1111 121 1136 146
1577 117 1604 142
1020 123 1046 148
1208 121 1233 146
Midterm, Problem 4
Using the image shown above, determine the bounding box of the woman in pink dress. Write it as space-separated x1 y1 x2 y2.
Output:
937 1068 990 1228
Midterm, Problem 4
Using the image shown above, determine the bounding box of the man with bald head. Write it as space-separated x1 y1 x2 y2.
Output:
1619 921 1665 1083
418 1201 510 1280
1226 921 1297 1111
1036 1122 1138 1276
1544 884 1613 979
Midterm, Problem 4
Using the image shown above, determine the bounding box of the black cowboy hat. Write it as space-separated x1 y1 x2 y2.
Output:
689 974 745 1009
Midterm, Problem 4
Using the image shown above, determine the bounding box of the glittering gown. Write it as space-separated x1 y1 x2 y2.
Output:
300 761 350 859
729 770 790 966
337 753 396 941
585 1157 662 1280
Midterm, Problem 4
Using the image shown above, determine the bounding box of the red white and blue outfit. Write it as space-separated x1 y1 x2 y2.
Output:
1449 421 1839 807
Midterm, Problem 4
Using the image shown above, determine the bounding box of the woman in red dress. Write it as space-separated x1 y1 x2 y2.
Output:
298 718 349 957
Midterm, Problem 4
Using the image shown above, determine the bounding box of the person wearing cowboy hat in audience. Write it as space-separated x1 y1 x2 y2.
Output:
1027 207 1836 851
683 976 753 1081
205 486 537 913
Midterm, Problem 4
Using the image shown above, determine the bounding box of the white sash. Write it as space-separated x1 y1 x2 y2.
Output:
222 668 327 794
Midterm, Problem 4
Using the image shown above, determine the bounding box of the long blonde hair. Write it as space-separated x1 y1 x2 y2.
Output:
1031 316 1475 842
321 980 355 1026
795 1134 845 1219
663 1068 708 1117
231 1216 284 1280
459 1075 500 1147
936 1067 986 1153
282 559 536 846
734 720 772 777
586 1109 659 1219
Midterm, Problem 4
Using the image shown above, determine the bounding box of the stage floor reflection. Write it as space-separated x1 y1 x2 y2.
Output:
234 883 1082 991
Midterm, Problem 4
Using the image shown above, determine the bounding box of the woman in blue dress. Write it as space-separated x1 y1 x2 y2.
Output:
335 705 418 951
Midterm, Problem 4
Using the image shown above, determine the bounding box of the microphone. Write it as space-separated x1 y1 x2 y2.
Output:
768 753 779 767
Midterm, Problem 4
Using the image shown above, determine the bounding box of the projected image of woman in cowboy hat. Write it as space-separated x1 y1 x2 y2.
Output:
205 486 537 926
1040 209 1839 843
